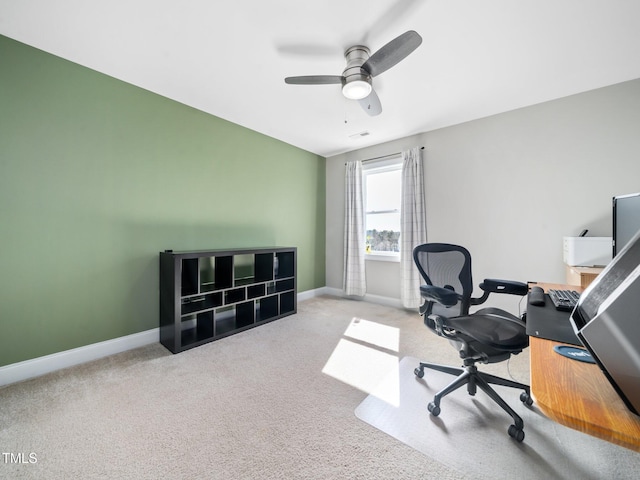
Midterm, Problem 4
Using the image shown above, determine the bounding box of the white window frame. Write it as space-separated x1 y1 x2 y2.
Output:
362 156 402 263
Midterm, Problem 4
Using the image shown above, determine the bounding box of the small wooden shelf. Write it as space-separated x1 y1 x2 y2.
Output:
565 265 604 289
160 247 297 353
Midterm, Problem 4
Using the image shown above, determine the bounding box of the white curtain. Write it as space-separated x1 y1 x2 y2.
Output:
400 147 427 308
343 160 366 296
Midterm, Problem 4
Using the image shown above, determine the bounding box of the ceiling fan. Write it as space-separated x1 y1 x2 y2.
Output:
284 30 422 117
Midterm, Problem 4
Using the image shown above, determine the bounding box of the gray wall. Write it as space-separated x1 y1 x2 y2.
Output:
326 79 640 309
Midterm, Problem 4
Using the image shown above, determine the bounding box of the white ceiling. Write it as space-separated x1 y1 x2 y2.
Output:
2 0 640 157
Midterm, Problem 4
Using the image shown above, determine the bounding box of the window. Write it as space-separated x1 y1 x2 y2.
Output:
363 158 402 259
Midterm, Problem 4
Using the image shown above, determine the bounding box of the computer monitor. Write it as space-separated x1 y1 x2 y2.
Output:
571 228 640 416
613 192 640 257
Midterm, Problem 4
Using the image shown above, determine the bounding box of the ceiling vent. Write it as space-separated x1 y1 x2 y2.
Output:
349 131 371 139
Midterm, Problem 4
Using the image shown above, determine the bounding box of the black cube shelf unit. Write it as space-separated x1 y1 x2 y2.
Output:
160 247 297 353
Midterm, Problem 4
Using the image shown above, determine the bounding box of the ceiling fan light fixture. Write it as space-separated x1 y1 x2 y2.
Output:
342 80 372 100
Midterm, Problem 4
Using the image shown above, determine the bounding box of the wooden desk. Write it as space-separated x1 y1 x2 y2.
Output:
529 282 640 452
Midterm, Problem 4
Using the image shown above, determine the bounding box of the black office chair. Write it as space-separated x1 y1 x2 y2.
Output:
412 243 533 442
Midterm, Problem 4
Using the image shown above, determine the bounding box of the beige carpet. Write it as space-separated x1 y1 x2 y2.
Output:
355 356 639 480
0 296 637 479
0 296 469 480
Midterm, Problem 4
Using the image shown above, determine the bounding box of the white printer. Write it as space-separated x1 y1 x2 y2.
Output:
563 236 612 267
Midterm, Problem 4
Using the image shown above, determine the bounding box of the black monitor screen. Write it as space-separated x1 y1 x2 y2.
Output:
613 192 640 257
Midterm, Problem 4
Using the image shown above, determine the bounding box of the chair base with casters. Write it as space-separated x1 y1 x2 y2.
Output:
414 356 533 442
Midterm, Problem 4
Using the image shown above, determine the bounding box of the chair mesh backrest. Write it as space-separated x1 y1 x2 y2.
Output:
413 244 473 317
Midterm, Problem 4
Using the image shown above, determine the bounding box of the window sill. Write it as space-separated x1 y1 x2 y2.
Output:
365 253 400 263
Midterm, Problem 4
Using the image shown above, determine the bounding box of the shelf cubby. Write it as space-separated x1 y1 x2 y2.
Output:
215 306 236 337
160 247 297 353
255 253 274 282
181 292 223 315
180 311 214 347
247 284 266 299
181 258 199 296
214 256 233 290
225 287 246 305
257 295 279 322
280 291 296 315
276 278 295 292
275 251 295 279
234 254 255 287
199 257 216 292
236 301 255 328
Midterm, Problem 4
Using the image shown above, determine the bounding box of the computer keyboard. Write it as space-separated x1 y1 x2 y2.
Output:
548 289 581 311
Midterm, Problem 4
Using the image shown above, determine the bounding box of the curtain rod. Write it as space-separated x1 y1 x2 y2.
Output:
345 146 424 165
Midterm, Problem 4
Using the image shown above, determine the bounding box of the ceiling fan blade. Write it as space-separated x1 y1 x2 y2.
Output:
358 88 382 116
284 75 343 85
361 30 422 77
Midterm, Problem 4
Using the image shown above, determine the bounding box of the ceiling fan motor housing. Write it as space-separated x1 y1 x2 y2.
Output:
342 46 372 99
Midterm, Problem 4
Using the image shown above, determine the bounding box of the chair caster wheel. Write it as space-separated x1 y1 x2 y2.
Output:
414 367 424 378
508 425 525 442
428 402 440 416
520 392 533 406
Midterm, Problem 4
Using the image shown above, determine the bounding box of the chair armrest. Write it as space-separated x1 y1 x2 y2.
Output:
419 285 460 307
480 278 528 296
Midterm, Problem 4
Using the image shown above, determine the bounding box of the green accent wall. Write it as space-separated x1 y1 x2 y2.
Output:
0 35 326 367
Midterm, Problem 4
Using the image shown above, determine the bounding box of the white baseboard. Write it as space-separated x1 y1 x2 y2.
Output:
297 286 331 301
323 287 405 309
0 288 335 388
0 329 159 388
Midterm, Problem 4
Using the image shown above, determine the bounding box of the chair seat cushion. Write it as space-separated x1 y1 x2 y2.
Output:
445 307 529 352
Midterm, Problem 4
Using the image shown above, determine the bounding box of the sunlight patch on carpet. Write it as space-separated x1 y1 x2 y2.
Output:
322 318 401 405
